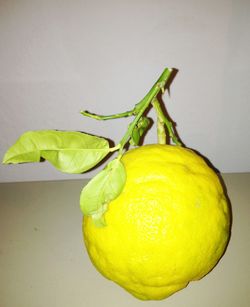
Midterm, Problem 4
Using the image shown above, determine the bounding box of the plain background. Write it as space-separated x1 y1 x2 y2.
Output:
0 0 250 182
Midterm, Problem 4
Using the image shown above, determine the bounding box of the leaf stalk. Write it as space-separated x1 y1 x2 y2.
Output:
80 109 134 120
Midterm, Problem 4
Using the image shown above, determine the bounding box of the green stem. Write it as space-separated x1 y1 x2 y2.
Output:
156 115 166 144
118 68 173 155
152 98 181 146
80 109 134 120
109 144 121 152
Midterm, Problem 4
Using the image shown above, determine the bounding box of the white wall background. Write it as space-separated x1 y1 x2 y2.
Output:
0 0 249 182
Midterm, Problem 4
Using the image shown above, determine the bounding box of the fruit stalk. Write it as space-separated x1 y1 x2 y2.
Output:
152 98 181 146
152 98 166 144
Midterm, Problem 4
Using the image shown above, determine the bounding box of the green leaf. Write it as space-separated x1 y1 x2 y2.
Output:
138 116 151 136
80 158 126 227
129 126 140 146
129 116 151 146
3 130 110 174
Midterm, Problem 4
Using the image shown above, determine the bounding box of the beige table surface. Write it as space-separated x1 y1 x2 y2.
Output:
0 173 249 307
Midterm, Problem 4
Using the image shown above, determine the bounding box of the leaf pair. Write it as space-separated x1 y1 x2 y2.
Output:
3 129 127 226
3 130 110 174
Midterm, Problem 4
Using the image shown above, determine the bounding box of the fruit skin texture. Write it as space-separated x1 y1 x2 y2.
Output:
83 144 231 300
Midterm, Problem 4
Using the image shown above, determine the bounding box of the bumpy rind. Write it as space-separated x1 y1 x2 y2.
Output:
83 145 231 300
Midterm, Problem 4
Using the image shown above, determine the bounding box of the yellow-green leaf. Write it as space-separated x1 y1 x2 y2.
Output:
80 158 126 226
3 130 110 174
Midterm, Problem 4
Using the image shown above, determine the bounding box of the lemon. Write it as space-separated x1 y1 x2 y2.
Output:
83 144 231 300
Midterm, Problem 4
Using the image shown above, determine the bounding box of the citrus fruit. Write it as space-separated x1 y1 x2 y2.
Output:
83 144 231 300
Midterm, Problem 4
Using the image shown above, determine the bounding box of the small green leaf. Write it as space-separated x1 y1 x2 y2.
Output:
129 116 150 146
3 130 110 174
129 126 140 146
80 158 126 227
138 116 150 136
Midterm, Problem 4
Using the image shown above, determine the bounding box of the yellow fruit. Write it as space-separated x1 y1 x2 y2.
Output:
83 144 231 300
